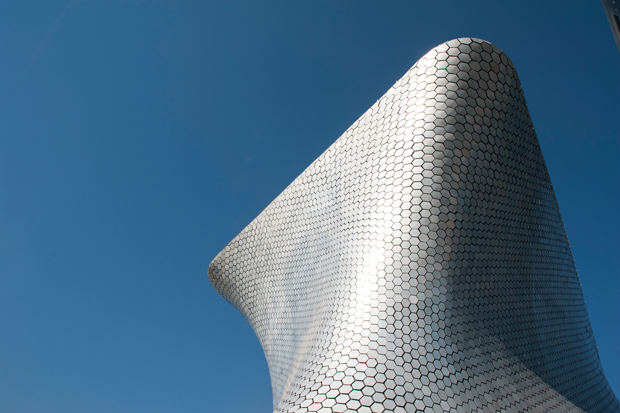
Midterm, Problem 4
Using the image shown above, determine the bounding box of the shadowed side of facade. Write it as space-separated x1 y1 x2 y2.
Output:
208 38 619 413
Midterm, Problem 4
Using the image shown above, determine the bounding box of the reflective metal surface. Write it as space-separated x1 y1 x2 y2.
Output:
208 38 620 413
602 0 620 54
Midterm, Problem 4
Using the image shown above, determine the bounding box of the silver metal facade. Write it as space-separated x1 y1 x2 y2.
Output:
208 38 619 413
602 0 620 54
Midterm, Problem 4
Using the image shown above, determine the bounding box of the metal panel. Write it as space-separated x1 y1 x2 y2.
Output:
602 0 620 54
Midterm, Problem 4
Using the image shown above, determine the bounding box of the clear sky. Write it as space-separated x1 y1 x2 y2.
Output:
0 1 618 412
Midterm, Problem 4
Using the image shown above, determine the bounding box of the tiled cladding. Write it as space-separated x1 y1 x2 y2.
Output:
208 38 619 413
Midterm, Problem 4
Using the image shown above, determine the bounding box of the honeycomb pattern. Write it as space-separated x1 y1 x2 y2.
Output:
208 38 620 413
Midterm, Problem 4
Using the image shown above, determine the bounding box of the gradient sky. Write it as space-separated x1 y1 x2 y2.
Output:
0 1 618 412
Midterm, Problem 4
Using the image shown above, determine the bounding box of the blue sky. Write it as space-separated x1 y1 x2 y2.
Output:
0 1 618 412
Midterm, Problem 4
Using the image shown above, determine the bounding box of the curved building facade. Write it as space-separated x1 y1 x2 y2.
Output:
208 38 619 413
